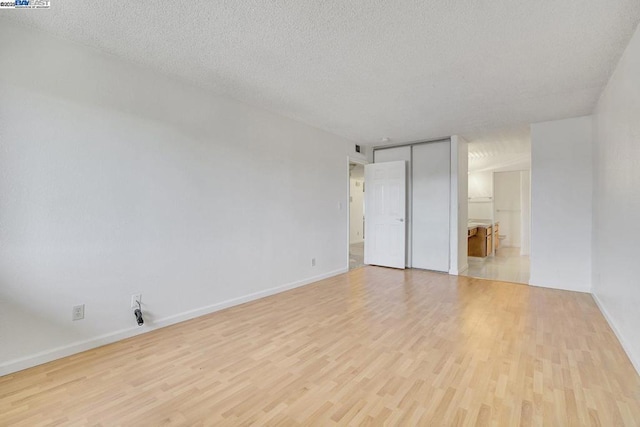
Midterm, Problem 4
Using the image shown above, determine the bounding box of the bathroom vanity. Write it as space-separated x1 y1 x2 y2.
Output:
468 221 499 257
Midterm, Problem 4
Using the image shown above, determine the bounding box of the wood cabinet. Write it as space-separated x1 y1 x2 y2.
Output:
468 222 498 257
468 225 492 257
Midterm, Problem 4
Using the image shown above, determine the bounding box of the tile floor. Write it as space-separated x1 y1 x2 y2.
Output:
349 241 365 270
462 246 530 284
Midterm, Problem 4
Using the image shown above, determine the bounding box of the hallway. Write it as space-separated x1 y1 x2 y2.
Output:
349 242 365 270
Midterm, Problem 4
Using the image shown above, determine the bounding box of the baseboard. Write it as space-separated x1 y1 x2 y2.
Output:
528 278 591 294
592 293 640 376
456 263 469 275
0 267 347 377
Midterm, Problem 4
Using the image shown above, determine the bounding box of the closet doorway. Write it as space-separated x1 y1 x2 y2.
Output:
372 139 452 272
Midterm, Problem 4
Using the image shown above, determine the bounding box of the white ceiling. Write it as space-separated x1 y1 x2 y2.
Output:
4 1 640 144
466 127 531 173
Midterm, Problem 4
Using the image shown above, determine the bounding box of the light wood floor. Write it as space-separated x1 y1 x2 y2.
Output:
2 267 639 426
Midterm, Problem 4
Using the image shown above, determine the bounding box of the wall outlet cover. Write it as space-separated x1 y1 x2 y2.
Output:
72 304 84 321
131 294 142 308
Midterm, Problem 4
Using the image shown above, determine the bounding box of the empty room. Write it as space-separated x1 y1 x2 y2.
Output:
1 1 640 426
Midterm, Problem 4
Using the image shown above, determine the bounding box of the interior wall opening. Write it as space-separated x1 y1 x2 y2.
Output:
461 127 531 284
349 162 365 270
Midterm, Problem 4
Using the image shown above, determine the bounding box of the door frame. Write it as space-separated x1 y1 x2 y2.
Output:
347 156 368 270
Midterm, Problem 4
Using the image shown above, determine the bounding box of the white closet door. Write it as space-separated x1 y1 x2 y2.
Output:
412 141 450 271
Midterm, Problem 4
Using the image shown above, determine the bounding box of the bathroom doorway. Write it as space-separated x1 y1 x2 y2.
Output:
462 127 531 284
349 162 365 270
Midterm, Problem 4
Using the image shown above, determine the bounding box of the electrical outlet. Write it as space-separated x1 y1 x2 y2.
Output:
131 293 142 309
72 304 84 321
311 258 316 267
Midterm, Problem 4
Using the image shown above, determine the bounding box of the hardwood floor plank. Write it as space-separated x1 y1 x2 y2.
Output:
1 266 639 426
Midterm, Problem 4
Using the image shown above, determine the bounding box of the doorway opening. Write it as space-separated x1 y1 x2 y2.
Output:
349 162 365 270
462 128 531 284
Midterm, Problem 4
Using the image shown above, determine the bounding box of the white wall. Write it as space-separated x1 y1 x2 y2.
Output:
468 172 493 199
520 171 531 256
468 172 494 220
592 22 640 374
349 172 365 244
0 21 359 374
494 171 522 248
451 136 468 274
530 116 593 293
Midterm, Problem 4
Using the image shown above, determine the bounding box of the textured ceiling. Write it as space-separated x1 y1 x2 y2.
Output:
467 127 531 172
4 1 640 144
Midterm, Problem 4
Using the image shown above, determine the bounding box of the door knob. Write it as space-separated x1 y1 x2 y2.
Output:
397 218 404 222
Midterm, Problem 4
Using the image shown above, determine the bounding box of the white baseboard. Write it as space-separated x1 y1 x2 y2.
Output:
0 268 347 377
459 264 469 274
449 264 469 276
592 293 640 376
528 277 591 294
